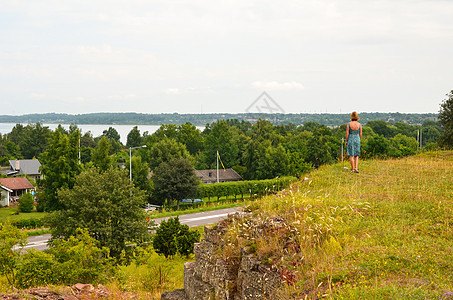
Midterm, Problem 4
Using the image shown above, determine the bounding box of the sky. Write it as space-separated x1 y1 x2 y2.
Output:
1 0 452 115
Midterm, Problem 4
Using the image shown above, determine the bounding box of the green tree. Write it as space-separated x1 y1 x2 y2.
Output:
203 120 240 168
153 217 201 258
389 134 418 157
126 126 143 148
103 127 121 143
0 222 27 287
363 135 390 158
38 130 81 211
92 136 114 172
46 168 149 259
18 193 34 213
148 137 192 170
177 123 203 155
438 90 453 148
152 158 200 206
20 123 52 159
127 155 152 195
306 133 333 168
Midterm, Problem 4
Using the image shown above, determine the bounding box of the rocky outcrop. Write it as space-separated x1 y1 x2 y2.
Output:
0 284 137 299
162 218 286 300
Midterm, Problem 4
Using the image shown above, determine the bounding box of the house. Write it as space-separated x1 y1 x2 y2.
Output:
0 177 35 204
4 159 42 181
0 186 13 207
195 168 242 184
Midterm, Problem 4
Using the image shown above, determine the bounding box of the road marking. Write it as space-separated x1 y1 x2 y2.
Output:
180 213 230 223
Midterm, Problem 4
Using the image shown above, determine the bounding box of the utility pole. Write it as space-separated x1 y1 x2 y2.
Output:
341 138 344 162
216 151 219 183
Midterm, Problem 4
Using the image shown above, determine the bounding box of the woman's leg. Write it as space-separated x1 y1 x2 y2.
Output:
349 156 355 170
355 156 359 170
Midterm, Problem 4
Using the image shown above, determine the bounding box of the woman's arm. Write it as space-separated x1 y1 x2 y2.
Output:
359 124 362 139
345 123 349 142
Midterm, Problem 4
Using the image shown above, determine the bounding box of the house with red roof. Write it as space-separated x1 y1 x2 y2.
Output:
0 177 35 205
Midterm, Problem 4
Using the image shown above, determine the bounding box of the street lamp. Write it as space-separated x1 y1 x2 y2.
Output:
129 145 147 181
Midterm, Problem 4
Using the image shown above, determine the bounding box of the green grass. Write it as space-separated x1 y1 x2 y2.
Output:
0 206 46 222
217 151 453 299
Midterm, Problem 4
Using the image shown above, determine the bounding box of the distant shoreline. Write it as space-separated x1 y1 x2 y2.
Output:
0 112 438 127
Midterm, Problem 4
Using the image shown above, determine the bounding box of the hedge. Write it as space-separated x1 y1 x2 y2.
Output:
196 176 297 200
10 218 44 229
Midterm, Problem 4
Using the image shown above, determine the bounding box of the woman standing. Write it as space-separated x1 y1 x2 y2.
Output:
346 112 362 173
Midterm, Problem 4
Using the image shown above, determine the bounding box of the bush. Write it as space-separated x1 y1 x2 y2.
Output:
47 228 116 284
153 217 201 258
16 250 56 288
11 218 44 229
15 228 116 288
18 193 34 213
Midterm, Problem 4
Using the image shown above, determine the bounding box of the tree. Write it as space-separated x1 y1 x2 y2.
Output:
103 127 121 143
46 168 149 259
18 193 34 213
152 158 200 206
438 90 453 148
363 135 390 158
92 136 114 172
203 120 240 168
177 123 203 155
306 132 333 168
127 155 152 195
20 123 52 159
0 222 27 287
38 130 81 211
148 137 192 170
153 217 201 258
126 126 143 148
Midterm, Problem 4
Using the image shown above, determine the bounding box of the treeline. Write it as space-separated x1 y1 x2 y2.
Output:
0 118 443 207
0 112 437 127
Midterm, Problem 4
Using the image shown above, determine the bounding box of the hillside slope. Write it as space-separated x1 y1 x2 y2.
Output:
203 151 453 299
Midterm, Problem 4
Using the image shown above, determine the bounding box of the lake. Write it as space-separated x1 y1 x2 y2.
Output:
0 123 204 145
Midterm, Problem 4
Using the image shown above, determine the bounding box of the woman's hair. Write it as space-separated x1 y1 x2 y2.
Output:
351 111 360 121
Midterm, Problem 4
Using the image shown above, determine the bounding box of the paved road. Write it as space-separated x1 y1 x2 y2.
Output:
23 207 242 251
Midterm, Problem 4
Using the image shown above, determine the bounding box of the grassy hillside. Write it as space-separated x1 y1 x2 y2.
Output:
220 151 453 299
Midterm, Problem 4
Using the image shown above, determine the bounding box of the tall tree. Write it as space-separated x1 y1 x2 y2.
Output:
127 155 152 196
47 168 149 259
438 90 453 148
126 126 143 148
148 137 192 170
102 127 121 143
38 130 81 211
203 120 240 168
92 136 114 172
152 158 200 206
20 123 52 159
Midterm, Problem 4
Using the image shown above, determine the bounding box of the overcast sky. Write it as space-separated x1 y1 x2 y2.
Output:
1 0 452 115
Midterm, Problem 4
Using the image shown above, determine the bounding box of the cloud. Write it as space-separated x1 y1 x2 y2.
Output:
164 88 181 95
252 81 305 91
29 93 45 99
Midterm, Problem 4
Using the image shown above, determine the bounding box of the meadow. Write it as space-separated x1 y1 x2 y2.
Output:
221 151 453 299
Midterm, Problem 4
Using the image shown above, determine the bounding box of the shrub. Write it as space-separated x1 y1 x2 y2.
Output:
16 250 56 288
153 217 201 258
47 228 116 284
11 218 44 229
18 193 34 213
0 221 27 287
